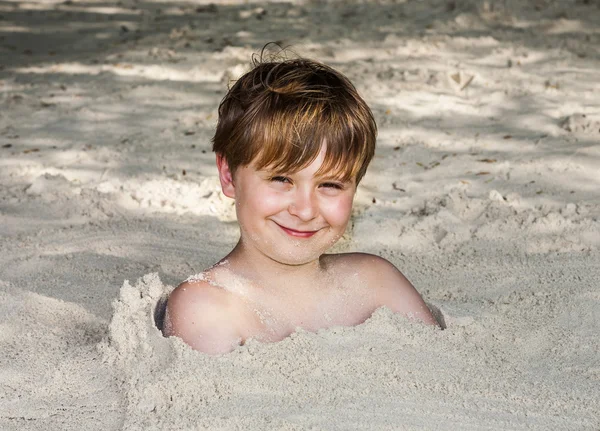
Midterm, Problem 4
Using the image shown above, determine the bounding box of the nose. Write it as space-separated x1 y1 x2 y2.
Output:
288 188 318 221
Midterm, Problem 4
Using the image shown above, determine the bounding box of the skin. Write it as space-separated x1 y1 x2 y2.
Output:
164 145 438 355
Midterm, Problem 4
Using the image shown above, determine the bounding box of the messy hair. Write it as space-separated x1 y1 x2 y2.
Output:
212 49 377 184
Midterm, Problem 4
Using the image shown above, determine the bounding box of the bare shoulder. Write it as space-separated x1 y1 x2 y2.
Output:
323 252 404 277
164 279 248 354
327 253 439 326
325 252 392 267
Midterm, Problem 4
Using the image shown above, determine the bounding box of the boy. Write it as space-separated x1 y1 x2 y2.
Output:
164 55 438 354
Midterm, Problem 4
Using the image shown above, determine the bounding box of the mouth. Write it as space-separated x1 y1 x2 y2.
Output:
274 222 319 238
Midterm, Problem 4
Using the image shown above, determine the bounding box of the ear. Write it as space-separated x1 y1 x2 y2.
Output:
216 153 236 198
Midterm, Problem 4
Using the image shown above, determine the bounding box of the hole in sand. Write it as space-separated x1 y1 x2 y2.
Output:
426 301 447 329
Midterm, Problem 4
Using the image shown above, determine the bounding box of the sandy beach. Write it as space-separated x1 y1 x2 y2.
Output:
1 0 599 429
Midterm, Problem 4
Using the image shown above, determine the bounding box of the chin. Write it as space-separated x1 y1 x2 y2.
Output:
241 228 344 266
268 249 325 266
258 238 338 266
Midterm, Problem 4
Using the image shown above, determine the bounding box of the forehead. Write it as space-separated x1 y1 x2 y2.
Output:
255 144 354 180
252 138 360 181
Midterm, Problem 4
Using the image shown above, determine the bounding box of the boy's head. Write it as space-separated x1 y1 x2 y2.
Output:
212 55 377 184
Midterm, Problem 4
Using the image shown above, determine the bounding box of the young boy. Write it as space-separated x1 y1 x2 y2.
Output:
164 55 438 354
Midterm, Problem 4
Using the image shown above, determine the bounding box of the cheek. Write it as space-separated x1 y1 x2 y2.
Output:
322 195 354 226
237 187 284 218
261 193 287 212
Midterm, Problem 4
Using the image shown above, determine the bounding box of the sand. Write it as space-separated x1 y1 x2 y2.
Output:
1 0 599 429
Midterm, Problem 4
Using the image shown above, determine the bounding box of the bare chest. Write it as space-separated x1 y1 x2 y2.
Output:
241 280 378 342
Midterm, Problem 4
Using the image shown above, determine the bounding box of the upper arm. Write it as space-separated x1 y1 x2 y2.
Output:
361 254 439 327
164 281 244 355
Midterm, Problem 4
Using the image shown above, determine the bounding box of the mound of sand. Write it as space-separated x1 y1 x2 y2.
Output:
100 270 599 430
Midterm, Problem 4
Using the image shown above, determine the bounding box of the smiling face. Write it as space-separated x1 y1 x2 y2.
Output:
217 145 356 267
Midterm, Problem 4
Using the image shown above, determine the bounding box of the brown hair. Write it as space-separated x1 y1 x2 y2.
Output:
212 52 377 184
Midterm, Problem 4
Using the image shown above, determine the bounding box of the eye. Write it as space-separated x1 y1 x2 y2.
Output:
270 176 291 184
320 182 344 190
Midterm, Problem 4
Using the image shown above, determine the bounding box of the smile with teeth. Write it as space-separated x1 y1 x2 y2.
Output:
274 222 320 238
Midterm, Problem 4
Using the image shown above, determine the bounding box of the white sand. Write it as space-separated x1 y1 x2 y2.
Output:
1 0 599 429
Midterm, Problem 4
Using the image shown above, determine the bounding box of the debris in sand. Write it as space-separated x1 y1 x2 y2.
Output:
561 113 600 134
449 71 475 91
